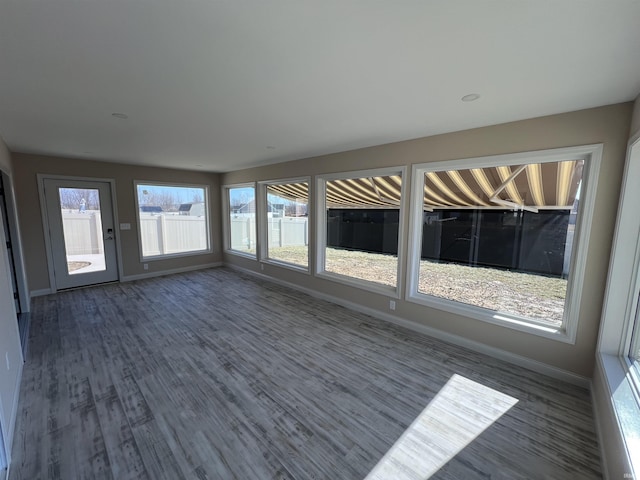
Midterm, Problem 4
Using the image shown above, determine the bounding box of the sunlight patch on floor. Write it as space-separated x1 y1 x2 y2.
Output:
366 374 518 480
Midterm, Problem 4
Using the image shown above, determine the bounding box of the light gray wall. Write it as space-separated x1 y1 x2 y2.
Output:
0 135 11 173
11 154 224 293
0 135 23 461
221 103 633 378
630 92 640 139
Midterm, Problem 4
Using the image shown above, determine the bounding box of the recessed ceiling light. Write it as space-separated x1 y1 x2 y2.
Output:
111 112 128 119
461 94 480 102
266 146 276 150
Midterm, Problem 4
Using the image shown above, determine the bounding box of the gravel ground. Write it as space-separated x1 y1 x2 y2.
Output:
269 246 566 326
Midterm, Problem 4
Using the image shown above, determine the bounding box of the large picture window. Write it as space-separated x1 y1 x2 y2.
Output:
630 301 640 362
135 182 210 259
317 168 404 293
225 184 257 257
261 179 309 269
408 146 601 339
596 135 640 475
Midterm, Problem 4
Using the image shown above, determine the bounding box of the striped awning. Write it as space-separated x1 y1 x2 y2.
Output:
267 182 312 205
268 177 401 209
267 160 583 211
423 160 583 212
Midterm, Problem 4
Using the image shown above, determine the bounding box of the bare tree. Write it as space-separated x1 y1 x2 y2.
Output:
285 200 308 217
138 188 178 211
59 188 100 210
192 191 204 203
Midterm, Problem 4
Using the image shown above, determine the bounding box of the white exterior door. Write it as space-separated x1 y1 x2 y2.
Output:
43 178 119 290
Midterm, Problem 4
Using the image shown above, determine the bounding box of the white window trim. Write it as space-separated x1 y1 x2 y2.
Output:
406 144 603 343
222 182 258 259
316 166 406 298
133 181 212 261
258 177 311 273
597 133 640 478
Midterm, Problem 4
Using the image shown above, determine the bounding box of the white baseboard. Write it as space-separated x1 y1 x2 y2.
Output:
30 263 223 296
228 264 591 388
121 262 223 282
29 288 52 298
32 261 590 388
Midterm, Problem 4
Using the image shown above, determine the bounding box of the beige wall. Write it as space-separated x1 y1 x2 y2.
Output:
11 154 223 292
221 103 633 378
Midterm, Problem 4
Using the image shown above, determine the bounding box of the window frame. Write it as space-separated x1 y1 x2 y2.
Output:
258 177 311 273
223 182 258 259
597 133 640 477
406 144 603 343
316 166 407 298
630 294 640 363
133 180 212 261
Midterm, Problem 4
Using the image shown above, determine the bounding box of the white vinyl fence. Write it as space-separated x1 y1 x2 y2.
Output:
61 211 104 255
229 217 308 250
62 212 209 257
229 216 257 250
140 214 208 256
267 217 308 247
62 212 302 257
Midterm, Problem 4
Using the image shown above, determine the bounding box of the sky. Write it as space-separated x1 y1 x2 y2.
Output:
228 186 255 205
137 184 205 204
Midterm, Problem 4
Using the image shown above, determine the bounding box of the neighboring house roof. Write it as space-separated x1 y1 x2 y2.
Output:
140 205 163 213
234 199 256 213
179 202 204 211
235 199 275 213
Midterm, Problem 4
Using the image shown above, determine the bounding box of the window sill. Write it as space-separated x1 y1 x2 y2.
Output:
225 249 257 260
141 248 212 262
598 353 640 479
262 258 310 274
316 271 400 298
406 291 573 343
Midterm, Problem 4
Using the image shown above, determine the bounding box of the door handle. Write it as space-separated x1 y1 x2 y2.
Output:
105 228 114 240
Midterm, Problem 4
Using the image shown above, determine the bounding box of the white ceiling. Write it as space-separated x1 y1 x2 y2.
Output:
1 1 639 173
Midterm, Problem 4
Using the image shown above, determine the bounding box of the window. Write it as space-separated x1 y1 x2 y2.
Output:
596 135 640 476
135 182 210 259
631 299 640 362
261 179 309 269
625 142 640 365
317 168 404 293
225 184 257 257
408 145 601 339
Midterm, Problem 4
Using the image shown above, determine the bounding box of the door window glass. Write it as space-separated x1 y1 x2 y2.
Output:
58 188 106 275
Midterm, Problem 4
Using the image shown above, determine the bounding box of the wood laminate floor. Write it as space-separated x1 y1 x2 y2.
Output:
9 267 601 479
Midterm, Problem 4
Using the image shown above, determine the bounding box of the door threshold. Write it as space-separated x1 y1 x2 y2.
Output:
56 280 120 292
